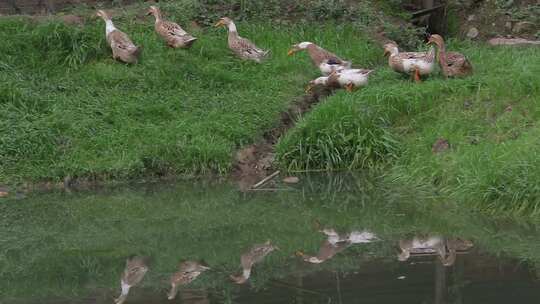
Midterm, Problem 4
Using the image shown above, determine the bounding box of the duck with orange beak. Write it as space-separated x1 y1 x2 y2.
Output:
288 41 352 76
147 6 197 49
215 17 269 63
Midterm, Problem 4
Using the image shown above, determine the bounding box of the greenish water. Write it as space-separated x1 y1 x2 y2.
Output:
1 173 540 303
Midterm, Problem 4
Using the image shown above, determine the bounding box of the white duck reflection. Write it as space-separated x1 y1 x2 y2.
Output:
398 236 474 266
298 226 379 264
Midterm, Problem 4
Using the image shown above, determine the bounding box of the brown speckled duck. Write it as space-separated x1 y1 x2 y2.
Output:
428 34 473 78
288 42 352 76
230 240 278 284
115 256 149 304
167 261 210 300
215 17 269 63
383 42 435 82
147 6 197 49
96 10 140 64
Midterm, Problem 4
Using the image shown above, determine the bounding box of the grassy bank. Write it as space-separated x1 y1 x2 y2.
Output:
2 1 540 216
0 12 380 183
277 42 540 215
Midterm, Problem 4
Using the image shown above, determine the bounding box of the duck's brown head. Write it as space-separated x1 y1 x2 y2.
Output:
383 43 398 57
96 10 111 20
215 17 233 27
427 34 445 47
146 6 160 17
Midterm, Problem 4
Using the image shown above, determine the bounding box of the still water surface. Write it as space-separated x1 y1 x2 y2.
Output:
1 173 540 303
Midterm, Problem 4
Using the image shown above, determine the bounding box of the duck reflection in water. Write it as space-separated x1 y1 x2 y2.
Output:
230 240 279 284
398 236 474 266
115 256 149 304
298 227 378 264
168 260 211 300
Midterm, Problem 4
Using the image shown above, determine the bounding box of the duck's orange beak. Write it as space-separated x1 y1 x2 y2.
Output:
214 20 225 27
287 49 295 56
305 84 314 93
345 83 355 92
383 49 389 57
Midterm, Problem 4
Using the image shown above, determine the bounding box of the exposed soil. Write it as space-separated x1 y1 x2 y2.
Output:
232 87 332 191
454 0 539 41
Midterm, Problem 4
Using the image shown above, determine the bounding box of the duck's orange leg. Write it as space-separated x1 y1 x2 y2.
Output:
345 83 355 92
414 69 422 83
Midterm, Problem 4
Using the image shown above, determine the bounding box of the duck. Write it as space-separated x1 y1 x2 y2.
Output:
319 226 379 244
307 68 374 92
147 6 197 49
230 240 278 284
167 260 210 300
214 17 269 63
296 225 351 264
115 256 149 304
383 42 435 82
318 228 348 245
288 42 352 76
397 236 454 266
296 240 350 264
347 230 379 244
442 238 474 266
427 34 473 77
96 10 140 64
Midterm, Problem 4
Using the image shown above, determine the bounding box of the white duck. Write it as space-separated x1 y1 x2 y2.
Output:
307 68 374 92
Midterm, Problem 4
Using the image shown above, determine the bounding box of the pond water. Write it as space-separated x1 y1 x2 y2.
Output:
1 173 540 303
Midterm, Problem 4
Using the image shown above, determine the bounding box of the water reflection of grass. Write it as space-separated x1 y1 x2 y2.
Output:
1 173 540 300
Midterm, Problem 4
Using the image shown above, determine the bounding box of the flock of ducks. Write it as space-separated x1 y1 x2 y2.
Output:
113 224 473 304
96 7 473 94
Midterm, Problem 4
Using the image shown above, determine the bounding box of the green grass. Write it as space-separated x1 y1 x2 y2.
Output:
277 41 540 216
0 13 378 183
2 0 540 217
